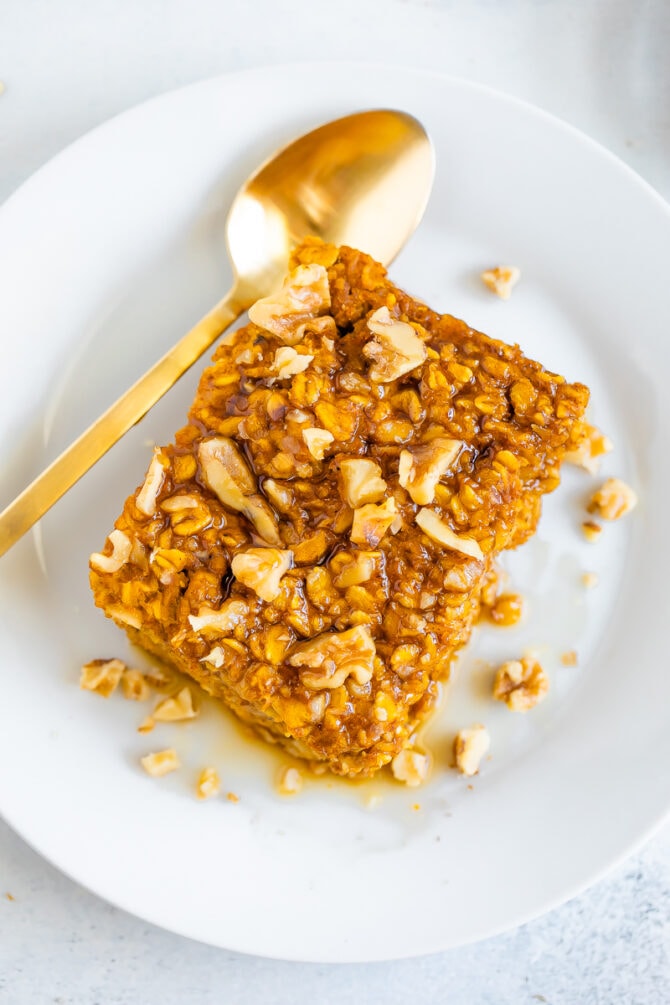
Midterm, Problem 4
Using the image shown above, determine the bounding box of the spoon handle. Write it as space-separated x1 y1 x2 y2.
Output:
0 290 245 558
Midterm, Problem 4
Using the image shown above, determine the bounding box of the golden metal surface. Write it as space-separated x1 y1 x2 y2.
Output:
0 109 433 557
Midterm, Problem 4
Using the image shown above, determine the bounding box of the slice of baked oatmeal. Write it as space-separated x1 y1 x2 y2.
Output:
90 240 589 777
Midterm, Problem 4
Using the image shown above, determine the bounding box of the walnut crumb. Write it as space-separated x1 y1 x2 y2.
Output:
581 571 599 589
493 657 549 711
121 668 151 701
196 767 221 800
140 749 180 777
5 892 15 902
588 478 638 520
480 266 520 300
453 725 490 776
581 520 602 542
152 686 197 722
564 425 613 474
80 658 125 697
227 792 240 803
278 765 303 796
561 650 578 667
138 716 155 733
391 748 429 787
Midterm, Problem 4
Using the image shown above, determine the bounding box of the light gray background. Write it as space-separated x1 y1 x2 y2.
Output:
1 1 669 1002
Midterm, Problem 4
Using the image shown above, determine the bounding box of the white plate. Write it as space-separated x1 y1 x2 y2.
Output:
0 64 669 963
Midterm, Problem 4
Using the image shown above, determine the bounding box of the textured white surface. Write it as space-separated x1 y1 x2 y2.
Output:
1 0 669 1001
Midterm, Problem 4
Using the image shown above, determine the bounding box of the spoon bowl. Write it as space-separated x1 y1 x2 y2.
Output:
0 108 434 556
227 109 434 301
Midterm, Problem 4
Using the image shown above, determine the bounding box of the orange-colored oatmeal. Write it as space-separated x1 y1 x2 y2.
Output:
90 240 589 778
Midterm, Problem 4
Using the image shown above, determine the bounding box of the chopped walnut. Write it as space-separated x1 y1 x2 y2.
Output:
277 765 303 796
302 427 334 460
351 497 397 547
391 748 429 787
273 346 314 379
135 449 167 516
493 657 549 711
200 645 225 668
248 264 331 343
80 658 125 697
398 437 463 505
480 266 520 300
152 686 197 722
487 592 525 627
560 650 578 667
196 767 221 800
121 668 151 701
588 478 638 520
288 625 376 690
363 306 427 382
453 725 490 776
231 547 293 602
564 425 613 474
332 551 377 588
338 457 387 508
415 508 484 560
581 571 599 589
140 749 180 777
188 598 249 635
197 437 280 544
89 529 132 574
581 520 602 542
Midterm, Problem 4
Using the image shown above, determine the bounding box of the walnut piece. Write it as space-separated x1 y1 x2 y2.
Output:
152 686 197 722
288 625 376 690
199 646 225 668
277 765 303 796
121 668 151 701
140 749 180 777
248 263 331 343
581 520 602 542
338 457 387 508
332 551 378 588
351 497 397 547
89 529 132 574
453 725 490 776
302 427 334 460
493 657 549 711
231 547 293 602
198 436 280 544
581 571 599 589
196 767 221 800
564 425 613 474
135 449 167 516
363 306 427 382
273 346 314 379
391 748 429 787
588 478 638 520
480 266 520 300
415 508 484 560
188 598 249 635
398 437 463 505
80 658 125 697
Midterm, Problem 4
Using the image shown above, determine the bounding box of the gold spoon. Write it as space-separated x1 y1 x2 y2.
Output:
0 109 434 557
